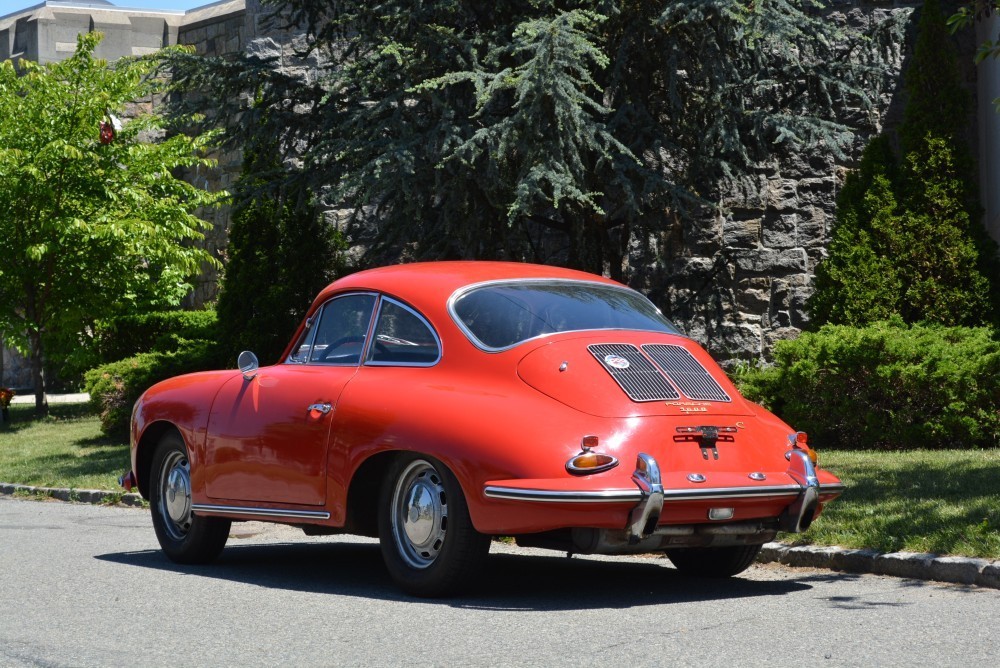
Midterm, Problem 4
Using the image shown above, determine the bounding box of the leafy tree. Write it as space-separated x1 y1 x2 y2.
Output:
810 0 999 327
0 33 222 414
949 0 1000 64
168 0 902 276
215 140 345 364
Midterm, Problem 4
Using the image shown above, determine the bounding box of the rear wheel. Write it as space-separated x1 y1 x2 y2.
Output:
665 544 762 578
149 431 230 564
378 455 489 597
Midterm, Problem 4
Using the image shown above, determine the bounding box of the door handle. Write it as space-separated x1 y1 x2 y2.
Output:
307 403 332 415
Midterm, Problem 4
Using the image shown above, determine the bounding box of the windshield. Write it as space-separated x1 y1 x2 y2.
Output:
451 280 681 351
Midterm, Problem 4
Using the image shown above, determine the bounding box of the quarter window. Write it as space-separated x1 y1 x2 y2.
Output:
367 299 440 366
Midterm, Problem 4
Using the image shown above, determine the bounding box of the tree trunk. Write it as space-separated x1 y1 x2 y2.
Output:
28 329 47 416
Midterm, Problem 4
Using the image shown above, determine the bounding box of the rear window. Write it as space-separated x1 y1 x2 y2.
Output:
451 281 681 351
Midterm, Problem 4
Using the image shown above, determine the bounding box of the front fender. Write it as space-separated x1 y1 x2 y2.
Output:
130 370 240 498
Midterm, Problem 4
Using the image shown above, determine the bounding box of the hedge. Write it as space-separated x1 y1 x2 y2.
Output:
734 321 1000 450
92 310 219 365
84 339 224 436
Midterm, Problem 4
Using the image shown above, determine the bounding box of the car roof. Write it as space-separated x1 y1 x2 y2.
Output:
312 261 624 310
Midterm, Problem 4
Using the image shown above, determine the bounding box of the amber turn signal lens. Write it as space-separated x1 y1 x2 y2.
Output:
566 452 619 475
787 431 819 466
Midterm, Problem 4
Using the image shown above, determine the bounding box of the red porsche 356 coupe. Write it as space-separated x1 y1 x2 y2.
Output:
123 262 843 596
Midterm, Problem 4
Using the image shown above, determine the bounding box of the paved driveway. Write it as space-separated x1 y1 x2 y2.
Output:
1 497 996 667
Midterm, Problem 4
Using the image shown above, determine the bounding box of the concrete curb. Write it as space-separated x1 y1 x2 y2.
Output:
758 542 1000 590
2 483 997 589
0 482 144 507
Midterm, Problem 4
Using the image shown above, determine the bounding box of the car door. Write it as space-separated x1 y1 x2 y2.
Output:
203 293 377 506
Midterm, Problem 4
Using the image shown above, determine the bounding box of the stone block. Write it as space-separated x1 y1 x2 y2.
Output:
686 219 722 254
829 548 880 573
731 249 807 274
723 218 760 248
779 545 841 569
873 552 934 580
767 178 798 210
977 563 1000 589
738 288 771 314
247 36 281 60
929 556 988 585
796 208 828 247
761 213 798 249
704 324 761 359
757 542 788 563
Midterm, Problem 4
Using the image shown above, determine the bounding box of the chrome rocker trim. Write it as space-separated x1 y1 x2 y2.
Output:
191 504 331 521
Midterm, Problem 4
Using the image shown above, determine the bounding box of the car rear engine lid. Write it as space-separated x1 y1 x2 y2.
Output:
517 336 756 418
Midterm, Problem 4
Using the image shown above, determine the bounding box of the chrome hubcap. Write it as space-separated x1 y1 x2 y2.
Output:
391 460 448 569
159 451 192 540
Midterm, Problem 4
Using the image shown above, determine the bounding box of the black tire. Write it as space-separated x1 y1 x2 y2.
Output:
665 544 763 578
378 455 490 597
149 431 230 564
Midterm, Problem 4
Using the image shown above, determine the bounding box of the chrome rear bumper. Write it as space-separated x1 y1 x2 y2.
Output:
625 449 824 543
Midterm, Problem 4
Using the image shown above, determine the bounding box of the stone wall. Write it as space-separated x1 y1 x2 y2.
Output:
176 2 248 306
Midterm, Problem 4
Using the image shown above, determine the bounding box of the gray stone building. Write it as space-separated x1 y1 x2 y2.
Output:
0 1 992 391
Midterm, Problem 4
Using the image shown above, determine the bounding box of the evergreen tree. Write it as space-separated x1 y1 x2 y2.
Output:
215 142 345 364
810 138 903 325
809 0 1000 327
168 1 903 275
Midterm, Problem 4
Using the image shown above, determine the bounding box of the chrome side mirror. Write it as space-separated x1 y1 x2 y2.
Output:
237 351 259 381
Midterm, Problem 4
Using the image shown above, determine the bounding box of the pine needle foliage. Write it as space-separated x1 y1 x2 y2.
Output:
167 0 903 274
810 0 1000 328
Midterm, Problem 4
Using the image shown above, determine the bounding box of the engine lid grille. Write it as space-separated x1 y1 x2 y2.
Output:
642 344 731 402
588 343 680 402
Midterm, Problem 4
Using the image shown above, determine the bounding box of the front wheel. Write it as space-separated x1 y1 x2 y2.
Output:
149 431 230 564
378 455 489 597
665 544 762 578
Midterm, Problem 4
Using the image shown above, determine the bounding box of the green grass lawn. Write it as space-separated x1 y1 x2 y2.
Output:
793 449 1000 559
0 403 129 491
1 405 998 559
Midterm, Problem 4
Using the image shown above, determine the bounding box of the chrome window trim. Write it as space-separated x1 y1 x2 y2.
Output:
447 278 684 353
364 296 443 367
285 314 320 365
192 504 331 520
284 291 379 367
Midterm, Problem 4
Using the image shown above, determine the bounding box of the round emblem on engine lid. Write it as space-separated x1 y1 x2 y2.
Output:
604 354 631 370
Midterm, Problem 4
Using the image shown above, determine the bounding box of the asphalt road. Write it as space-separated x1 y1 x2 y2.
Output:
1 497 997 667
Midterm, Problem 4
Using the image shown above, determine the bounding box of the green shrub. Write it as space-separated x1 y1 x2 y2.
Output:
734 321 1000 450
84 339 224 436
93 310 219 364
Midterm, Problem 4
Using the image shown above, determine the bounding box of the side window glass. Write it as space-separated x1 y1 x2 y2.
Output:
368 299 440 365
309 293 377 365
